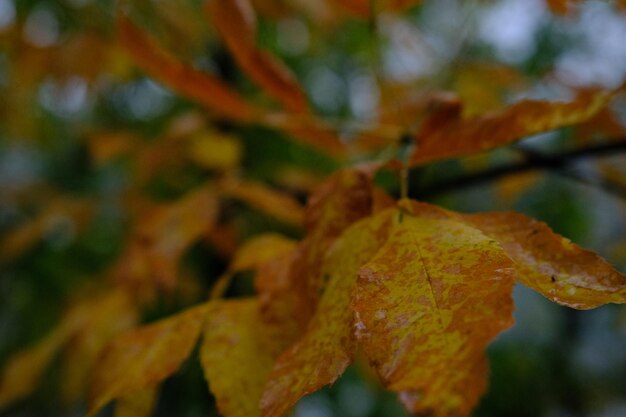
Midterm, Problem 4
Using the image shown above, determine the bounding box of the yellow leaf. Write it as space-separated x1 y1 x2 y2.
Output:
260 208 394 417
61 290 138 404
0 288 136 410
88 303 208 416
114 387 158 417
201 299 286 417
129 185 219 290
289 167 377 321
0 328 67 409
464 211 626 309
353 201 516 417
187 130 242 171
211 233 296 299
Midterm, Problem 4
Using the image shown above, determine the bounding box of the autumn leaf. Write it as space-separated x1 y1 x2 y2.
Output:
0 288 137 410
117 184 219 291
205 0 309 112
352 201 516 416
117 14 262 122
260 194 626 417
60 290 138 404
201 298 287 417
88 303 208 416
218 178 305 226
410 90 615 166
288 166 377 323
261 208 395 417
114 387 158 417
211 233 296 298
0 326 68 409
463 211 626 309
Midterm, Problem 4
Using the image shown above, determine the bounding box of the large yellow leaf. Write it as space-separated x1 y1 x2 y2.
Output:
88 303 208 416
409 90 614 166
352 201 516 417
205 0 309 112
464 211 626 309
260 208 394 417
201 299 286 417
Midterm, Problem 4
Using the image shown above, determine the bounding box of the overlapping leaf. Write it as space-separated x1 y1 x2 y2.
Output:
201 299 287 417
261 208 395 417
259 196 626 417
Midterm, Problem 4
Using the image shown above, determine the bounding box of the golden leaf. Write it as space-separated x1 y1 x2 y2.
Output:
88 303 208 416
464 211 626 309
201 298 286 417
353 201 516 416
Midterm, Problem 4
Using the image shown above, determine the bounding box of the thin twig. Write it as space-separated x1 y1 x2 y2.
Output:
414 139 626 199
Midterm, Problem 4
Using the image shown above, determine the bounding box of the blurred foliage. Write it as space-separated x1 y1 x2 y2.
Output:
1 0 626 416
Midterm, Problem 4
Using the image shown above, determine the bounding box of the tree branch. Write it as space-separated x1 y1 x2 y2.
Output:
414 139 626 199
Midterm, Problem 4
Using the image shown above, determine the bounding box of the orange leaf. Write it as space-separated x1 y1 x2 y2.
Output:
130 185 219 290
260 208 395 417
88 303 208 415
464 211 626 309
201 299 287 417
205 0 309 112
353 201 516 416
409 90 614 166
117 14 262 122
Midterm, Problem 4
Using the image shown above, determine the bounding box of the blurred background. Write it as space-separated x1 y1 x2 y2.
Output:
1 0 626 416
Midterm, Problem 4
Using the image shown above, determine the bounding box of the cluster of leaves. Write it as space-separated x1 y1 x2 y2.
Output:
1 0 626 416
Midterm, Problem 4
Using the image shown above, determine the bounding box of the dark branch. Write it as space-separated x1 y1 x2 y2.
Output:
414 139 626 199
